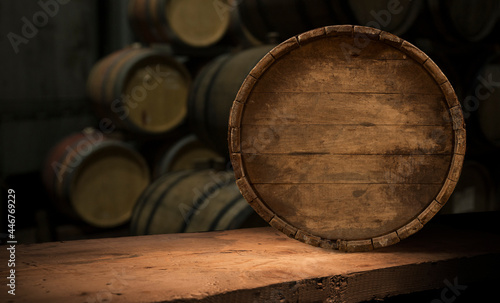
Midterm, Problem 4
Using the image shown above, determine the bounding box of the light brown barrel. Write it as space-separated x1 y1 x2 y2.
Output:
229 26 465 252
427 0 500 43
441 161 496 214
130 169 265 235
152 134 225 179
87 45 191 136
128 0 233 47
42 129 150 228
188 45 274 156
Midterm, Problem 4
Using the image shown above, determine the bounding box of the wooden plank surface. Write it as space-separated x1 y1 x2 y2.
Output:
2 216 500 303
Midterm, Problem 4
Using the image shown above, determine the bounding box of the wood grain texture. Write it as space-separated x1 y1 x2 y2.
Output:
5 221 500 303
229 25 465 251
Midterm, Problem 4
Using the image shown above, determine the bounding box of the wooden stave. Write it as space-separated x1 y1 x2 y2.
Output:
228 25 466 252
130 169 263 235
188 45 274 156
42 132 90 221
43 130 151 228
128 0 164 44
87 45 191 136
188 54 230 154
153 134 224 179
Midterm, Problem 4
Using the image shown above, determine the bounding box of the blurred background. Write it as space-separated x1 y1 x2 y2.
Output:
0 0 499 245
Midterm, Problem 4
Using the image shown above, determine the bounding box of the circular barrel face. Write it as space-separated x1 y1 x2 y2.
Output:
70 144 150 228
229 25 465 252
166 0 231 47
123 61 189 133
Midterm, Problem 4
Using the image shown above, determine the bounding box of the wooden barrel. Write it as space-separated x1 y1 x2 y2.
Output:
427 0 500 43
229 26 465 252
462 52 500 154
188 45 274 156
42 129 150 228
87 45 191 136
130 169 265 235
347 0 423 36
128 0 233 47
237 0 350 43
441 161 496 214
153 134 225 178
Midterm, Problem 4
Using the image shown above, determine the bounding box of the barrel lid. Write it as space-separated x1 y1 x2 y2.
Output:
229 25 466 252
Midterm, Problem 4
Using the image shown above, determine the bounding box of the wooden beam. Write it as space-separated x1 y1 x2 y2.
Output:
3 218 500 302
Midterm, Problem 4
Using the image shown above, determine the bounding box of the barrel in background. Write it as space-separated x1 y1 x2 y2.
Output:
152 134 225 179
128 0 233 48
43 129 151 228
87 44 191 137
188 45 274 156
130 169 265 235
442 161 497 214
237 0 348 43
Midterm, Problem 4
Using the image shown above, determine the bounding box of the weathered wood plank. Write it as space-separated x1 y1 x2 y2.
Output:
252 183 441 239
240 125 453 155
4 219 500 303
243 92 449 126
243 154 451 184
252 40 441 95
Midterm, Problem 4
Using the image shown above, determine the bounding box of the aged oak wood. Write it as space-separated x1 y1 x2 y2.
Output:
42 129 150 228
87 44 191 136
4 216 500 303
229 25 466 251
130 169 265 235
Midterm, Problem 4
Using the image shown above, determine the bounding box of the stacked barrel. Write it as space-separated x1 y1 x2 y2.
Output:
42 0 500 236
